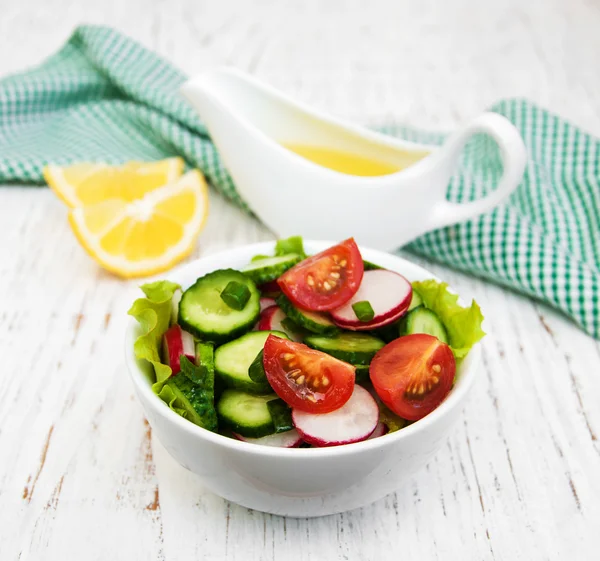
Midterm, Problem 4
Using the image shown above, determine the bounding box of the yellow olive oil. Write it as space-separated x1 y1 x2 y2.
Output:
283 144 421 177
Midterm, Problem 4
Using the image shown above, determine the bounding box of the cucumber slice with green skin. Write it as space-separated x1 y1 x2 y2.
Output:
217 390 277 438
242 254 302 284
370 321 402 343
214 330 289 393
407 289 423 312
355 365 370 384
399 307 449 343
304 333 385 365
276 295 339 335
167 366 218 431
179 269 260 343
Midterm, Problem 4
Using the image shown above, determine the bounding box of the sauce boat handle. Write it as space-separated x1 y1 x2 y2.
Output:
428 112 527 229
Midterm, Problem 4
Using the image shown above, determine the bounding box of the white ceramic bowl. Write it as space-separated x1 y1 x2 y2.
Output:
126 241 481 517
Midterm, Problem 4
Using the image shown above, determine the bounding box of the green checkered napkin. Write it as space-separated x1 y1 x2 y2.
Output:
1 25 598 339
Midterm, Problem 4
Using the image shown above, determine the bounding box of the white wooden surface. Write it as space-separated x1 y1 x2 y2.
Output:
1 1 600 559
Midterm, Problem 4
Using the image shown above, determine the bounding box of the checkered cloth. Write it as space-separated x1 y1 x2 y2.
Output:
1 25 598 338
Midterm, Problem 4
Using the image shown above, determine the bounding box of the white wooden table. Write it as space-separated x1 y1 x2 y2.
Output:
1 1 599 559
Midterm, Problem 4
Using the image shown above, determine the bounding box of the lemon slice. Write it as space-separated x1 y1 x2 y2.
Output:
69 170 209 278
44 158 185 207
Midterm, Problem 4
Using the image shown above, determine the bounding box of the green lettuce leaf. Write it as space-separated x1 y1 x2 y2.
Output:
156 384 188 418
250 236 306 263
275 235 306 258
128 280 181 393
176 357 218 431
412 279 485 359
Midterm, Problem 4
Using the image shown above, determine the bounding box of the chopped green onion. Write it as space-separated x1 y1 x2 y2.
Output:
267 399 294 433
248 350 267 384
220 281 251 310
250 254 271 262
352 300 375 322
275 236 305 258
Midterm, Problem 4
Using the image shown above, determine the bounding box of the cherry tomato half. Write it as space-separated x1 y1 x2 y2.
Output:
277 238 364 311
370 334 456 421
262 335 355 414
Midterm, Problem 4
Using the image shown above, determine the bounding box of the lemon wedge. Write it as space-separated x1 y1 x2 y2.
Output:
68 170 209 278
44 158 185 208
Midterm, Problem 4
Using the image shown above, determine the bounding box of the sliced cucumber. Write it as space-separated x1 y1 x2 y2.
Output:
276 295 339 335
214 330 288 393
242 254 302 284
304 333 385 365
166 371 218 431
399 307 449 343
217 390 277 438
179 269 260 343
407 289 423 312
355 365 370 384
371 321 402 343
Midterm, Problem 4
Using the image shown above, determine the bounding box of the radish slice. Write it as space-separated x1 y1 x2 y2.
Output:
233 429 303 448
162 324 195 375
331 270 412 330
367 421 389 440
260 297 277 312
257 306 302 341
292 385 379 447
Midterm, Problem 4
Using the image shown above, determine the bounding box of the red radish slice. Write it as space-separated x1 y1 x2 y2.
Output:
233 429 303 448
367 421 389 440
260 297 277 312
257 306 302 341
291 385 378 447
331 270 412 331
162 324 195 375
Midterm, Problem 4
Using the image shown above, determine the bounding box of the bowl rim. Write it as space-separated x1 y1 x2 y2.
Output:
126 240 482 458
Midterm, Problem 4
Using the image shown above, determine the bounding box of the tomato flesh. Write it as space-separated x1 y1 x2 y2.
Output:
370 334 455 421
262 334 355 413
277 238 363 311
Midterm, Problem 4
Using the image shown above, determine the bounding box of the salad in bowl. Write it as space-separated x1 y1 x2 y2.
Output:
129 237 484 450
